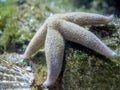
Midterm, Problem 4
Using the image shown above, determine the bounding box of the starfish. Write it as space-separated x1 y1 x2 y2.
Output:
23 12 119 87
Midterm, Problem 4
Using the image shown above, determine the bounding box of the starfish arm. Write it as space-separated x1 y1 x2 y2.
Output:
44 27 65 87
58 20 118 58
23 23 47 59
60 12 114 26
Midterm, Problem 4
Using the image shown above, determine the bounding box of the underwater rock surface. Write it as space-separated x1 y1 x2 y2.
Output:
0 54 33 89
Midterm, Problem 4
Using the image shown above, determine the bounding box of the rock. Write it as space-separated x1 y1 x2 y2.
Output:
0 55 33 89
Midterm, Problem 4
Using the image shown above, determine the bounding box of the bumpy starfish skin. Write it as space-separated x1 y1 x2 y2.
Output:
24 23 47 58
23 12 119 87
45 27 65 86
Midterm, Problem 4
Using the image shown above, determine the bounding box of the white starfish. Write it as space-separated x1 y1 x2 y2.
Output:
23 12 119 87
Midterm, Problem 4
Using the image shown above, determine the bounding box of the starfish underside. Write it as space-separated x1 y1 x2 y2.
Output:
23 12 119 87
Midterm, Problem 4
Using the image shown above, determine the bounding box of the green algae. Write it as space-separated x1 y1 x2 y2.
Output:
0 16 34 52
0 0 35 52
0 0 16 29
